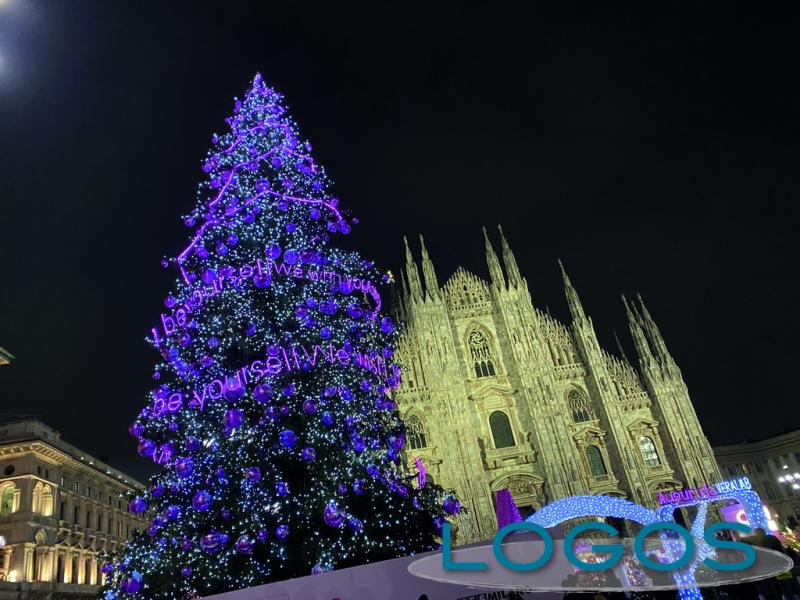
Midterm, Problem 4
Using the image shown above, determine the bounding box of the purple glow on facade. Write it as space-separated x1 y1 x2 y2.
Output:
414 456 426 489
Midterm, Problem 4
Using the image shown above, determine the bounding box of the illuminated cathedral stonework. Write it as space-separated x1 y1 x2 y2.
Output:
392 227 721 544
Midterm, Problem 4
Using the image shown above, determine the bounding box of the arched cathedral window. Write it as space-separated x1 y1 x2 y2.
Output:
468 330 496 378
639 436 660 466
586 445 607 477
406 415 428 450
567 389 593 423
489 411 515 449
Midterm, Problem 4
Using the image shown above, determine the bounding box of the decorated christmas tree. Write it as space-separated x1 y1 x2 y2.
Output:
102 74 460 599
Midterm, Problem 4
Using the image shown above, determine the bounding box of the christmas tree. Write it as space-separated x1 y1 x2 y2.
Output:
103 74 460 599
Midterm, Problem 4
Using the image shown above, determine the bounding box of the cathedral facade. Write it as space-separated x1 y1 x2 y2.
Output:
391 227 721 544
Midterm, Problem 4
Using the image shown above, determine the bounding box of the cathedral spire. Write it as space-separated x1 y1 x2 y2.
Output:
497 225 523 289
403 236 423 300
622 294 655 369
613 330 632 366
389 270 405 318
483 226 506 289
636 293 680 375
399 268 409 297
558 259 586 323
419 234 440 300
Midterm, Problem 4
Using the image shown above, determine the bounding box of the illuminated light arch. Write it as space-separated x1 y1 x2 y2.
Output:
517 478 771 600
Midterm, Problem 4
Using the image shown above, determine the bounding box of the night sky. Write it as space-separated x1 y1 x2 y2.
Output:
1 2 798 481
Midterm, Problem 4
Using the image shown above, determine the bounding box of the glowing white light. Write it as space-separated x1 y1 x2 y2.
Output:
0 535 6 547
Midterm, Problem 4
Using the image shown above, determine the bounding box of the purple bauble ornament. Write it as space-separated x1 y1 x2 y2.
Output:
224 384 245 402
186 436 201 452
128 422 144 437
128 497 147 514
321 412 334 427
347 517 363 532
279 429 297 448
164 295 176 308
301 447 316 461
119 571 142 594
253 273 271 288
200 532 228 553
150 483 164 497
175 458 194 477
180 566 193 578
351 436 366 452
442 496 461 515
347 303 364 319
257 529 268 542
380 317 394 334
302 399 317 414
235 534 254 554
276 481 290 497
201 268 217 284
101 562 114 575
275 524 290 540
266 244 281 260
224 408 244 429
434 517 446 535
337 483 348 494
323 503 345 527
388 433 405 450
320 326 331 339
192 490 213 512
137 439 156 457
165 505 181 520
246 467 261 483
253 383 273 403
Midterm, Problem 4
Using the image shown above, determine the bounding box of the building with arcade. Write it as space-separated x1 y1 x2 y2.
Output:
0 418 147 600
714 428 800 530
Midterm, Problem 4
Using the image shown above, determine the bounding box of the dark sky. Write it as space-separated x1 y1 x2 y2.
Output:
1 2 798 481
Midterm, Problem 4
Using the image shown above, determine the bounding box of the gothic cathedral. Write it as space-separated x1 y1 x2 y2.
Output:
391 226 721 544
